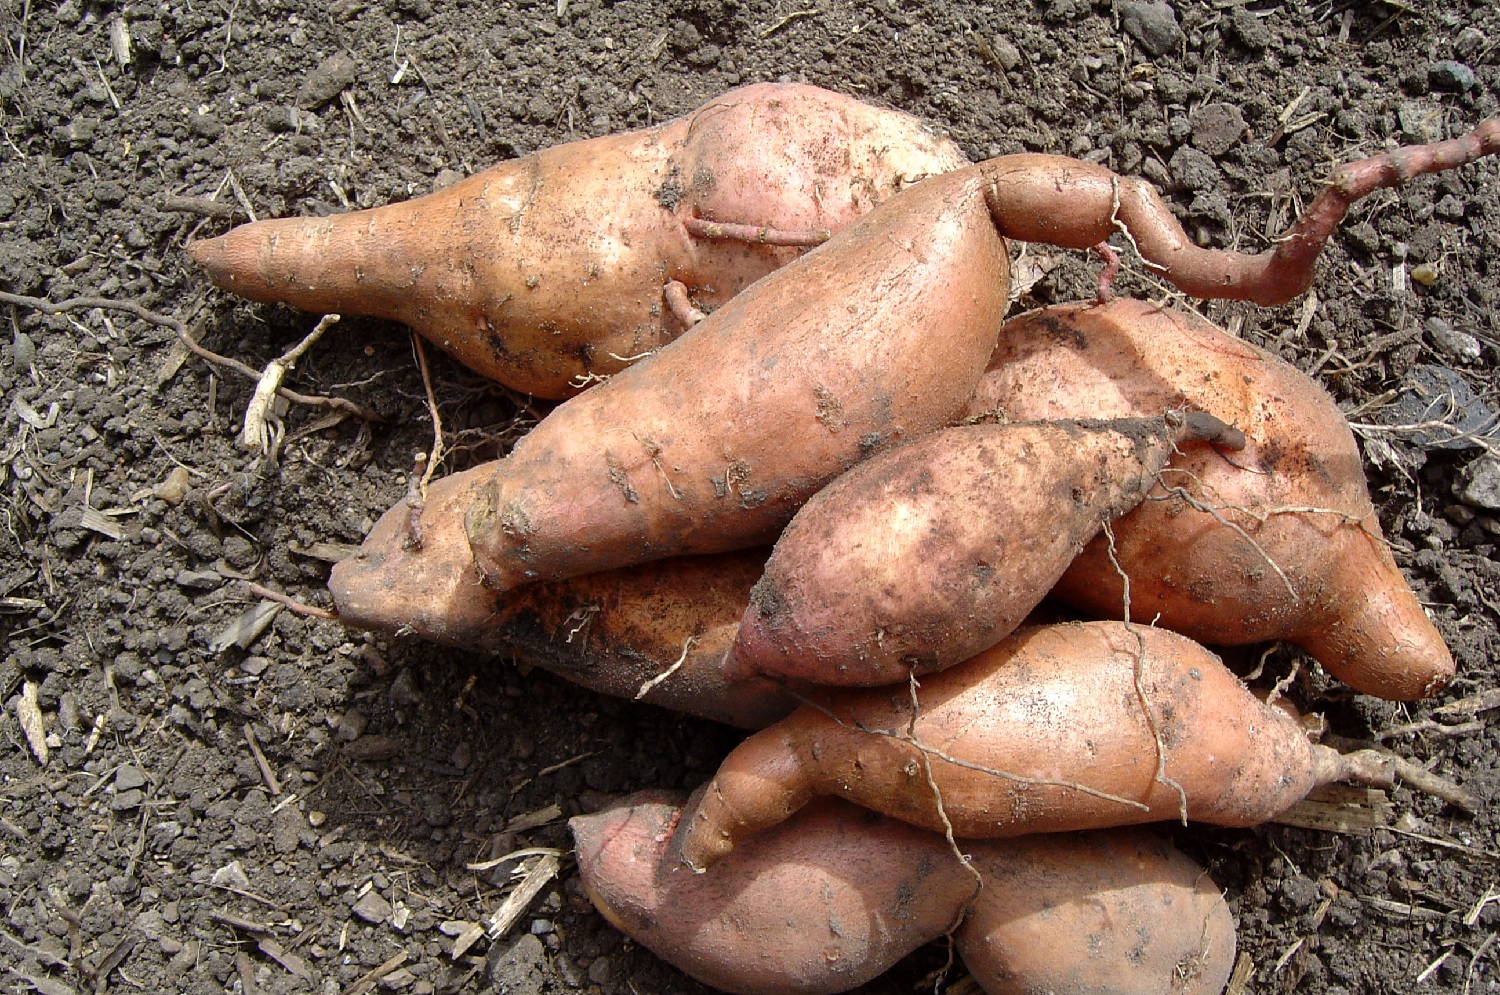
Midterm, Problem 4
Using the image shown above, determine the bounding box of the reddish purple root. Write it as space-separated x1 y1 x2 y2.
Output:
1092 241 1121 303
664 280 707 326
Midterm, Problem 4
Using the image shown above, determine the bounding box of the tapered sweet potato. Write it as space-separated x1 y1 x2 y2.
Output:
463 118 1498 593
329 466 792 728
727 413 1244 687
571 793 1235 995
672 621 1391 871
964 299 1454 700
187 83 968 398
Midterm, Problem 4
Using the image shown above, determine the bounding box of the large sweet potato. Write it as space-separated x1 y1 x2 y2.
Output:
187 83 967 398
965 298 1454 700
571 793 1235 995
329 466 792 728
727 413 1244 687
463 118 1498 593
672 621 1391 871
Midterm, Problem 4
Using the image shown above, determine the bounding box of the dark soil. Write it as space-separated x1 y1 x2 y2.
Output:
2 2 1499 994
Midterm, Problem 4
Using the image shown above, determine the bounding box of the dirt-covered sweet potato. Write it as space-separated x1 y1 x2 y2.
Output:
571 793 1235 995
672 621 1391 871
726 412 1244 687
964 298 1454 701
329 466 792 728
462 118 1498 593
187 83 968 398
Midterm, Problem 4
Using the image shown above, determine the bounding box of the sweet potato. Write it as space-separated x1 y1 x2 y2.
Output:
957 828 1235 995
186 83 968 398
463 118 1498 593
964 298 1454 700
571 793 974 995
671 621 1392 871
329 466 792 728
571 793 1234 995
727 413 1245 687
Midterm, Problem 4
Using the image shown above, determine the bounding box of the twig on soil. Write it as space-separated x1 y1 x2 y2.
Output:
0 291 382 424
242 722 282 796
344 952 408 995
402 333 445 550
239 313 341 453
246 582 337 621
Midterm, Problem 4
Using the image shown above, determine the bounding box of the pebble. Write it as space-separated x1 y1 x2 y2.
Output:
1429 60 1476 92
352 890 394 924
1457 456 1500 511
297 51 359 109
1454 27 1487 59
1425 317 1482 363
1116 1 1183 57
111 789 144 810
1228 6 1271 50
116 765 148 791
1189 102 1246 156
1168 145 1221 192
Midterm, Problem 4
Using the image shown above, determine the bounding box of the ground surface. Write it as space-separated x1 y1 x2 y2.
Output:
2 1 1499 994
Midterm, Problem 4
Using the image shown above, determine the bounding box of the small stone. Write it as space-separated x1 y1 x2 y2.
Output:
587 955 612 986
111 789 144 810
11 329 35 368
188 112 224 139
211 860 252 891
174 569 223 590
1167 145 1221 192
1228 6 1271 50
990 35 1021 71
1425 317 1481 363
115 765 148 791
1457 456 1500 511
1116 1 1183 57
297 51 359 109
334 710 368 742
1397 102 1444 144
1189 102 1246 156
352 890 394 924
1409 262 1440 287
153 466 192 506
1429 61 1476 93
388 668 421 706
1454 27 1486 60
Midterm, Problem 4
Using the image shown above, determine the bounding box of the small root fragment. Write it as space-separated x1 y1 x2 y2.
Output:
635 636 696 700
1091 239 1122 304
246 582 336 621
663 280 707 326
684 215 832 247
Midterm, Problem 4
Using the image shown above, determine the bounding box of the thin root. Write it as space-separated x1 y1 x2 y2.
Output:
247 582 336 620
1103 521 1189 824
635 636 696 700
684 215 831 247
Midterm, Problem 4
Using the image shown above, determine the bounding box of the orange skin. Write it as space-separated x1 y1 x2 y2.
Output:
966 299 1454 701
727 414 1244 688
187 83 968 399
460 117 1498 594
329 465 792 729
572 794 1235 995
673 622 1391 871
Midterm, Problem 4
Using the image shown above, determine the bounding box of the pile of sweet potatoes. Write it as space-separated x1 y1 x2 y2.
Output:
190 84 1497 995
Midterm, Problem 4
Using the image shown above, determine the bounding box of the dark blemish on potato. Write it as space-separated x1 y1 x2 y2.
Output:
607 453 639 503
653 166 683 210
